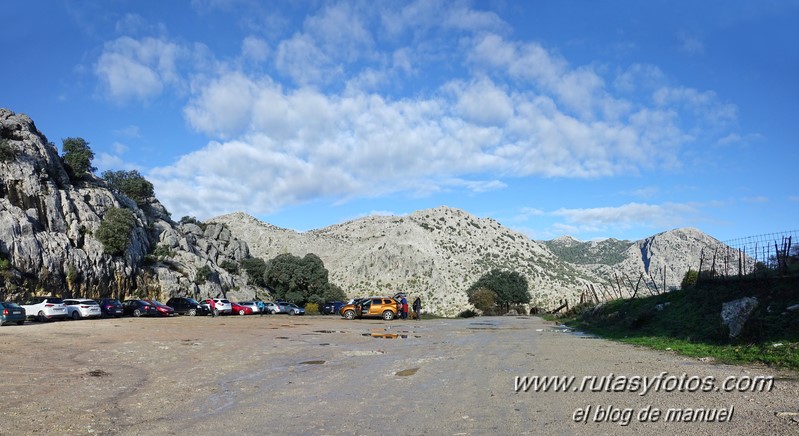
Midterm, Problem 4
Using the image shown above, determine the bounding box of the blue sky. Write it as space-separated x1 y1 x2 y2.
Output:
2 0 797 242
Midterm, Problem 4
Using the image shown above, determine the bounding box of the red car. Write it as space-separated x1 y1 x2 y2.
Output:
230 302 253 316
146 300 175 317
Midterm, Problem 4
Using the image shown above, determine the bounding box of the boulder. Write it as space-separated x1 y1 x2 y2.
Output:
720 297 758 338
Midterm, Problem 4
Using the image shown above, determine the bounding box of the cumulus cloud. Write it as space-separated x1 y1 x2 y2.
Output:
133 2 740 221
95 36 186 103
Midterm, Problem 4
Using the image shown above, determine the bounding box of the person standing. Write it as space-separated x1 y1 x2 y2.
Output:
400 296 409 319
413 297 422 320
209 298 217 317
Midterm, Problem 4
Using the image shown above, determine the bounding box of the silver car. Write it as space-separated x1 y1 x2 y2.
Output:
64 298 102 320
237 301 261 314
264 302 283 314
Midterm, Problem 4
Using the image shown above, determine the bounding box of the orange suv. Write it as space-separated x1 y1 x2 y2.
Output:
340 297 400 320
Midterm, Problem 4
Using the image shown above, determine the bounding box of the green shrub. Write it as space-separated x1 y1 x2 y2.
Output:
61 137 96 180
95 207 135 256
102 170 154 205
195 265 212 285
220 260 239 274
305 302 320 314
458 309 478 318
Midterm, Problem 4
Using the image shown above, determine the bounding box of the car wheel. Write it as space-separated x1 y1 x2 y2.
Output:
133 308 142 317
37 311 47 322
343 309 355 320
188 308 197 316
72 311 80 320
238 309 246 316
270 310 277 314
17 320 24 325
382 310 395 321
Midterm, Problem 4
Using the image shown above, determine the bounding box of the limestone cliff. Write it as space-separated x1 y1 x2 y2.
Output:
0 109 257 302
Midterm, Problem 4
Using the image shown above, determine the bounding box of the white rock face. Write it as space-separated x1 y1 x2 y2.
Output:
212 210 742 315
0 109 257 303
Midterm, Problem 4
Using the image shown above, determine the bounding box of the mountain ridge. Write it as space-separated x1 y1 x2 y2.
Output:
210 209 729 315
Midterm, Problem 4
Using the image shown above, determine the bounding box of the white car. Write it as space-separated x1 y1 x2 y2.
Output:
64 298 102 320
208 298 232 315
21 296 68 322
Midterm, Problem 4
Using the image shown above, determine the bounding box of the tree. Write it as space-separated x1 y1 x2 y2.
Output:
466 269 530 313
263 253 337 305
61 137 96 179
102 170 154 205
241 257 267 287
469 287 497 313
95 207 136 256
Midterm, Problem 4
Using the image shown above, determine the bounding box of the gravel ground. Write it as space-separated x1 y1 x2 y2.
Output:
1 314 797 435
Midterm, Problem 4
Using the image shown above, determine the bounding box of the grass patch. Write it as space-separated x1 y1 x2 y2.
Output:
553 276 799 371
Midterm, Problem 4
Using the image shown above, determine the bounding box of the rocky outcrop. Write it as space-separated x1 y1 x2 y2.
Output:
0 109 258 303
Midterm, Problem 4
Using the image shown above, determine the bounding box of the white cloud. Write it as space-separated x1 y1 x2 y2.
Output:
241 36 269 62
133 3 741 221
678 31 705 54
551 202 698 233
95 36 186 103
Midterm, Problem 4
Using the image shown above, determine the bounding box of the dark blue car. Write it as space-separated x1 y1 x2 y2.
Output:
322 301 345 315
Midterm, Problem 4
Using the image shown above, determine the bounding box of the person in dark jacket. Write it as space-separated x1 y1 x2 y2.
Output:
413 297 422 320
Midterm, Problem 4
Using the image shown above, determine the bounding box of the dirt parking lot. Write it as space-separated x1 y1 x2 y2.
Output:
1 314 797 435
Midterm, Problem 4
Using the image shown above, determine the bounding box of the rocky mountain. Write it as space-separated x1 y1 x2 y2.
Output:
0 109 258 303
0 108 739 316
211 210 736 316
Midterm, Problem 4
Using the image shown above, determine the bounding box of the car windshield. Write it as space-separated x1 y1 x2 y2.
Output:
185 298 200 305
48 298 65 304
1 302 21 308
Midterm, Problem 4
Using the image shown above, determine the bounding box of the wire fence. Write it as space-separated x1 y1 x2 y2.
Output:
701 230 799 277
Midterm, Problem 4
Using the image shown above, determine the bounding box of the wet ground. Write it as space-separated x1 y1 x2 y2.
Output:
1 315 797 435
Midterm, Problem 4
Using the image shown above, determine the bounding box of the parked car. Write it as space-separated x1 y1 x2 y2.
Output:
264 302 283 314
230 302 253 316
166 297 209 316
21 296 68 322
205 299 233 315
339 297 400 320
64 298 102 320
122 300 159 317
98 298 124 317
145 300 175 317
282 303 305 316
0 301 26 326
237 301 262 314
322 301 345 315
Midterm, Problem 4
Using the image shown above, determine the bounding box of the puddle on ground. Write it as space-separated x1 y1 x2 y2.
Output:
300 360 325 365
364 333 407 339
319 343 330 346
314 330 346 334
395 367 419 376
86 369 111 377
276 336 289 339
363 328 416 339
569 331 599 339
